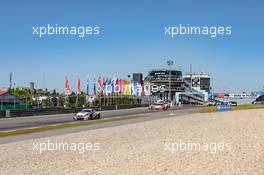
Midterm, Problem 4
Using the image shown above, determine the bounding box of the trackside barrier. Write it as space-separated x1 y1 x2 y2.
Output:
5 110 10 117
0 110 5 117
0 104 149 118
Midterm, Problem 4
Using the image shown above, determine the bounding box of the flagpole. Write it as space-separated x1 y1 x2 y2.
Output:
87 79 89 95
76 92 78 108
65 76 68 108
76 75 80 109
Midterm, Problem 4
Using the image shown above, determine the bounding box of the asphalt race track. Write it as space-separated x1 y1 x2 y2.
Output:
0 107 150 131
0 106 196 131
0 106 198 144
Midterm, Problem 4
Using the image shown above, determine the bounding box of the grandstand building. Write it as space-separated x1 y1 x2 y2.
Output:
144 69 184 100
183 73 211 93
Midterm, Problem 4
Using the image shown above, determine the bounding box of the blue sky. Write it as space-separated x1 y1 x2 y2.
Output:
0 0 263 92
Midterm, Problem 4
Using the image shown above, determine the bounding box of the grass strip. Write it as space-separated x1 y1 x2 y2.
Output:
199 104 264 113
0 115 143 137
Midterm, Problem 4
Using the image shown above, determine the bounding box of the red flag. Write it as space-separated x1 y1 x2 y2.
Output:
77 76 81 94
141 84 145 96
65 76 71 95
119 79 123 94
115 78 120 93
98 76 104 88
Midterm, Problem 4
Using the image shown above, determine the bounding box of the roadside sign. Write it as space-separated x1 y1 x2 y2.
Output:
216 105 232 112
5 110 10 117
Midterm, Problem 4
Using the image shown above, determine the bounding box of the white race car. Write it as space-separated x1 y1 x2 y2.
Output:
73 109 101 120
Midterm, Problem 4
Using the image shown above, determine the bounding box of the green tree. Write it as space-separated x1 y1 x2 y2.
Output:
8 88 30 97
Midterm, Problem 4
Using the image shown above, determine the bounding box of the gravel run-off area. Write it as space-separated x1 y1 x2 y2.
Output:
1 109 264 175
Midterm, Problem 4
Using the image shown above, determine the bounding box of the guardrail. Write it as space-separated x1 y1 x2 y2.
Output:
0 111 5 117
0 104 149 118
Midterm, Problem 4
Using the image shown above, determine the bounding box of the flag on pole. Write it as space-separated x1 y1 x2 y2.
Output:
111 78 115 95
77 76 81 94
86 79 89 95
65 76 71 95
93 78 96 95
121 79 125 95
99 77 104 87
141 84 145 96
97 76 104 94
115 79 120 94
105 78 112 95
125 80 130 96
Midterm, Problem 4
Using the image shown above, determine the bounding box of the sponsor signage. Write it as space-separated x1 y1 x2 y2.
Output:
97 77 169 96
64 76 170 97
216 105 232 112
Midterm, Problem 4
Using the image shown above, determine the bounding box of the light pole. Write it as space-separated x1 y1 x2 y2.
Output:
167 60 174 101
190 64 192 92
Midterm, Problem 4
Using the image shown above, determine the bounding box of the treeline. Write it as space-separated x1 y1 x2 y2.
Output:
6 88 142 109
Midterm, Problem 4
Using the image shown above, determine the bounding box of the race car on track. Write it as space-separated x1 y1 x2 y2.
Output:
73 108 101 120
156 100 172 109
148 102 168 110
